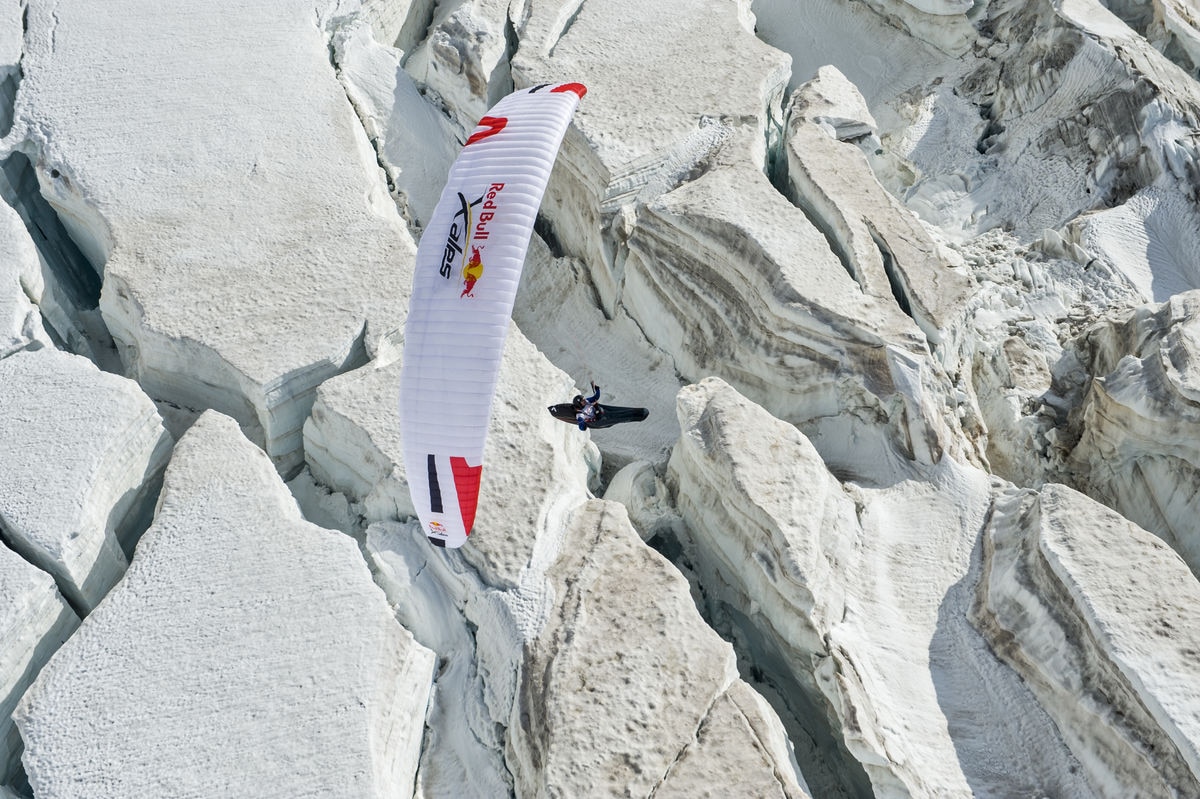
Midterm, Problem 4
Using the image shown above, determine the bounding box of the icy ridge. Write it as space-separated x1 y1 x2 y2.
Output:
973 484 1200 797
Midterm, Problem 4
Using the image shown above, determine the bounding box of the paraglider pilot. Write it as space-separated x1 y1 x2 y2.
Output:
573 382 603 430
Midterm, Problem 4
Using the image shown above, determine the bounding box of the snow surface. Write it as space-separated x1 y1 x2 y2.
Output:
0 348 170 612
975 484 1200 797
1068 291 1200 575
0 201 50 358
15 411 434 799
511 500 809 798
669 377 1097 797
4 0 417 474
331 17 461 229
784 68 973 343
0 0 18 89
1067 184 1200 302
5 0 1200 795
0 547 77 787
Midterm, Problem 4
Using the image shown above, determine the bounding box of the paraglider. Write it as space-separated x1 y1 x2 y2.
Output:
547 401 650 429
547 382 649 430
398 82 586 549
573 382 603 429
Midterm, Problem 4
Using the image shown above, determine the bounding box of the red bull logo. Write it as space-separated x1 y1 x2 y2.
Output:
438 183 504 297
461 246 484 297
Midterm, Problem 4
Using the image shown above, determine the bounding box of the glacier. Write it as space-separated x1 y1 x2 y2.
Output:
2 0 1200 796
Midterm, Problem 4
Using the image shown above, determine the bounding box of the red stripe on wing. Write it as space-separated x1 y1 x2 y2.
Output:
450 457 483 533
465 115 507 146
551 83 587 99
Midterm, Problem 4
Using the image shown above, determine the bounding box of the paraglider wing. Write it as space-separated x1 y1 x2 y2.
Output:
399 83 586 549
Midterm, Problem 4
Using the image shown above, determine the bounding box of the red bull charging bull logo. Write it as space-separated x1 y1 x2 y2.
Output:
439 182 505 299
461 246 484 297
